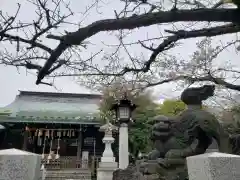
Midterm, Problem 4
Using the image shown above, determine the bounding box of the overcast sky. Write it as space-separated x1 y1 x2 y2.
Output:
0 0 239 107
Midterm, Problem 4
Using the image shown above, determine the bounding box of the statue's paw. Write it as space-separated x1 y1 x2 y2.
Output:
139 161 161 175
148 150 161 160
165 149 184 158
156 158 168 168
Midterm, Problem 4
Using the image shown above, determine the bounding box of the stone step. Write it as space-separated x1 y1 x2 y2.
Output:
43 169 92 180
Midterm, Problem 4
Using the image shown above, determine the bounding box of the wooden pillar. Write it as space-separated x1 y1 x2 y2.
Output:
22 126 29 151
77 127 83 160
33 130 38 153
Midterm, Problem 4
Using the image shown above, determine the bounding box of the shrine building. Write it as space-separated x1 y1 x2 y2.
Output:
0 91 117 176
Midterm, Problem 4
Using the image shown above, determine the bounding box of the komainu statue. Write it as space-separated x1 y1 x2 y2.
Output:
140 85 239 180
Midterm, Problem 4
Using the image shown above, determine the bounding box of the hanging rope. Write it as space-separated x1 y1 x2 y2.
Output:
42 132 46 160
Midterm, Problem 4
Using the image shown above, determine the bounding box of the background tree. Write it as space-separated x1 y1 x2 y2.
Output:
218 104 240 134
99 81 158 159
128 92 158 159
157 98 212 117
0 0 240 92
158 99 186 116
145 37 240 107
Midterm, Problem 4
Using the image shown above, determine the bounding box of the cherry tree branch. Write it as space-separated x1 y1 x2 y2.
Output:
36 8 240 84
1 0 240 86
0 33 53 53
145 73 240 91
59 23 239 77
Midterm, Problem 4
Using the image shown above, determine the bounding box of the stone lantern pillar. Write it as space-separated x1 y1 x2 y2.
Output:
110 93 137 169
119 122 129 169
97 122 118 180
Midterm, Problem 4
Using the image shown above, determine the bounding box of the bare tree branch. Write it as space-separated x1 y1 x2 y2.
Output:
36 8 240 84
144 73 240 91
1 0 240 90
0 33 53 53
53 24 239 77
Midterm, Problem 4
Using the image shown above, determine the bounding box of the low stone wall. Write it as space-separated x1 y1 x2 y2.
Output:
187 152 240 180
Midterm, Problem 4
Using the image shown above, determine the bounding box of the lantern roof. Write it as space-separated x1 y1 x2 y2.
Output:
110 93 137 111
99 122 118 132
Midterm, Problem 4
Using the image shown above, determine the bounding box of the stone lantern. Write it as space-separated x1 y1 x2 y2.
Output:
110 92 137 169
99 121 118 163
97 121 118 180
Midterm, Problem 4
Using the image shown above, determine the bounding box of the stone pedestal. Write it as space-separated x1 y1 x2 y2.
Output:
101 135 115 162
98 162 118 180
119 123 129 169
187 152 240 180
97 122 118 180
0 148 41 180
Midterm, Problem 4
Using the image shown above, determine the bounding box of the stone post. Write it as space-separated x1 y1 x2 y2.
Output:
0 148 41 180
97 122 118 180
40 164 46 180
119 123 129 169
187 152 240 180
22 127 29 151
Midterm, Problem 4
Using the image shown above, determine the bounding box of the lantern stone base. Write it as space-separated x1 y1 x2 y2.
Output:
101 156 115 162
97 162 118 180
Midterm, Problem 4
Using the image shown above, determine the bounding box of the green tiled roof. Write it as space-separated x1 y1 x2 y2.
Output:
0 91 102 125
0 115 99 124
17 110 98 119
0 110 11 116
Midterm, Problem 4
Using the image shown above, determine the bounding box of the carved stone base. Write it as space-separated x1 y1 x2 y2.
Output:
113 166 145 180
139 159 188 180
97 162 118 180
113 165 160 180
